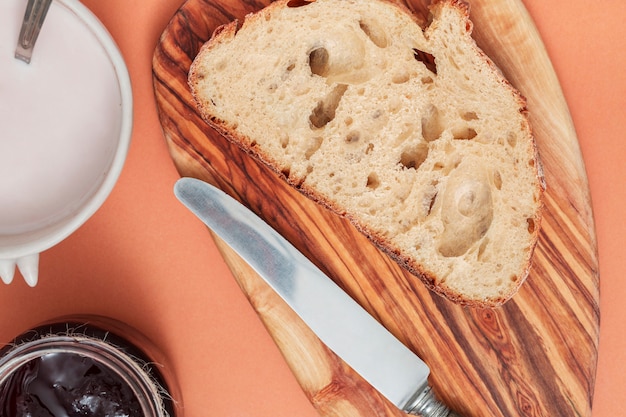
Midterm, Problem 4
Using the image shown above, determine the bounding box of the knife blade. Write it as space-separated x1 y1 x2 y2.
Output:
174 177 461 417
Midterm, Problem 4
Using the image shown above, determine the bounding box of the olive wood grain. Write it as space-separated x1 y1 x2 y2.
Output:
152 0 599 415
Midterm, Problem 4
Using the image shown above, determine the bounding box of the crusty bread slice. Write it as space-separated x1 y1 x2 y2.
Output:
189 0 545 306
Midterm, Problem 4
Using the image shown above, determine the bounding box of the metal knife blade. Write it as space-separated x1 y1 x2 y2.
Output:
174 177 461 417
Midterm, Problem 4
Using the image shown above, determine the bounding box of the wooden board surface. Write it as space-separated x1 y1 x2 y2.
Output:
152 0 599 415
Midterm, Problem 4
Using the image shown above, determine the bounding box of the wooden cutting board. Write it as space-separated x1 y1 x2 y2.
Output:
152 0 599 415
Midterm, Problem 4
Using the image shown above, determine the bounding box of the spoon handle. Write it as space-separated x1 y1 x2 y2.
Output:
15 0 53 64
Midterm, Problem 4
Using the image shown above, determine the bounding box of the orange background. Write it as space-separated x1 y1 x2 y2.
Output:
1 0 624 416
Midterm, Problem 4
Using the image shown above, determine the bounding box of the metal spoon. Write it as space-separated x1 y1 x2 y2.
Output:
15 0 52 64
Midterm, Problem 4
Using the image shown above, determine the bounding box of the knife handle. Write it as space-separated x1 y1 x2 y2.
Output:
406 385 462 417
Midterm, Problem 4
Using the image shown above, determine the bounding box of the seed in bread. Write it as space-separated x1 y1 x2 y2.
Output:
189 0 545 306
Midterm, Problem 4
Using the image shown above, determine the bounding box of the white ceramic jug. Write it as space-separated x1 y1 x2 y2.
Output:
0 0 133 286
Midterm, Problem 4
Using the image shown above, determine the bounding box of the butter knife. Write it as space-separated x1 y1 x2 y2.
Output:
174 177 461 417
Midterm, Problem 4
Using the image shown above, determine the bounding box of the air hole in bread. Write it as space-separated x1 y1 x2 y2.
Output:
281 167 291 178
457 189 479 216
438 173 493 257
507 132 517 148
452 127 477 140
359 20 389 48
305 136 323 160
309 84 348 128
424 183 438 217
309 47 329 77
212 58 228 73
395 125 416 146
345 131 360 143
412 48 437 74
477 238 489 262
392 72 411 84
365 143 374 154
448 56 460 71
344 117 353 126
527 218 536 234
366 173 380 189
399 143 428 170
461 111 478 121
438 227 487 258
294 85 311 96
280 133 289 149
421 76 434 85
493 170 502 190
287 0 314 7
421 105 443 142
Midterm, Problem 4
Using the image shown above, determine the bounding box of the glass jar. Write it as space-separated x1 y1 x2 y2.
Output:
0 315 180 417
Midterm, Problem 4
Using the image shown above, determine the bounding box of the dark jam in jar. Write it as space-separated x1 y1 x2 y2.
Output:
1 352 142 417
0 318 179 417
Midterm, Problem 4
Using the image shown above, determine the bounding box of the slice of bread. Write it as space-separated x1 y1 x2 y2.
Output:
189 0 545 306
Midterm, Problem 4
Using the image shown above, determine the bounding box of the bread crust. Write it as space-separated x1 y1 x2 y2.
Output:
189 0 545 307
